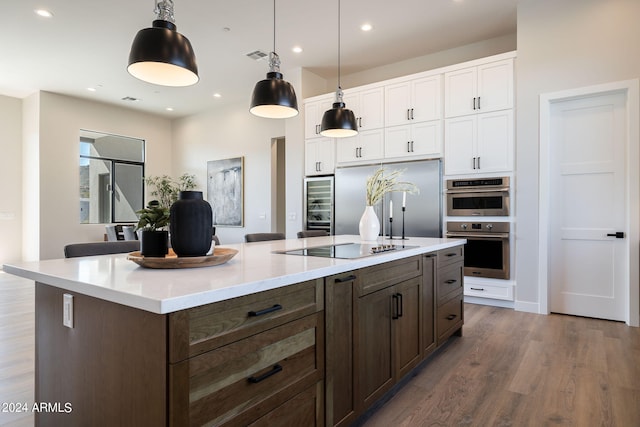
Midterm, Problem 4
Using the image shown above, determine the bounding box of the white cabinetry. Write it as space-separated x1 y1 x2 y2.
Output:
384 121 442 160
304 95 334 139
444 59 513 118
444 110 513 175
305 137 335 176
336 130 384 164
343 86 385 131
385 74 441 126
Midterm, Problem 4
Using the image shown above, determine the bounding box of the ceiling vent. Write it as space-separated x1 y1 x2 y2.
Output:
122 96 141 102
246 50 268 61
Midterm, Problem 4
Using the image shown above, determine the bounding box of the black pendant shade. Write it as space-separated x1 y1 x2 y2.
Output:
320 101 358 137
128 12 198 87
250 71 299 119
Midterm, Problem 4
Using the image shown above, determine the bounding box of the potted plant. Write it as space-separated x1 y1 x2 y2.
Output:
145 173 197 209
135 200 170 257
360 167 418 241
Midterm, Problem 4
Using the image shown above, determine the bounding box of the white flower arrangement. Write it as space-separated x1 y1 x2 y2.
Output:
365 167 419 206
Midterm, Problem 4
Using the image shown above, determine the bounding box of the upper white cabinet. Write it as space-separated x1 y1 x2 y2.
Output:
336 129 384 165
305 137 336 176
444 110 513 175
384 121 442 160
343 86 385 131
444 59 513 118
304 95 334 139
385 74 442 127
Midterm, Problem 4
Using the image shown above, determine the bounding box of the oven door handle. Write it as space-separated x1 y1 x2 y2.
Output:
446 188 509 194
446 232 509 239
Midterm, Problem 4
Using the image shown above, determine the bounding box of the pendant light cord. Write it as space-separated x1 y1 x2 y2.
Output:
337 0 341 88
273 0 276 52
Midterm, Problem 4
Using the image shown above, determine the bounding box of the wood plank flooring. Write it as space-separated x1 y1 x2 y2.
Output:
1 271 639 426
361 303 640 427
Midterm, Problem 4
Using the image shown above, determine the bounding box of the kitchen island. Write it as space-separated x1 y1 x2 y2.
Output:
3 235 465 426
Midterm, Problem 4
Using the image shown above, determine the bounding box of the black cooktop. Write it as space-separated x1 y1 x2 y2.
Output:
275 243 418 259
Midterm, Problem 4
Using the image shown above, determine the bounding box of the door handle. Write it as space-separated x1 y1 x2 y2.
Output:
606 232 625 238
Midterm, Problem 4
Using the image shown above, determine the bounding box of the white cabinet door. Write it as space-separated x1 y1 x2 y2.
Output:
444 110 513 175
304 96 334 139
476 110 513 173
385 74 441 127
384 121 442 160
444 59 513 118
477 60 514 114
444 116 475 175
336 129 384 164
444 67 477 118
305 138 335 176
343 86 385 131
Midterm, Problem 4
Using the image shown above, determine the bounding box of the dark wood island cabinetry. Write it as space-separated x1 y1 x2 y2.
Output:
6 236 464 426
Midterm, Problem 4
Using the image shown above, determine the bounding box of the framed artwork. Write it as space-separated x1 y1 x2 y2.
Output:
207 157 244 227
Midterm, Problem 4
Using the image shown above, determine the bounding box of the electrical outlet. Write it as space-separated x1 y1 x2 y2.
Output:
63 294 74 328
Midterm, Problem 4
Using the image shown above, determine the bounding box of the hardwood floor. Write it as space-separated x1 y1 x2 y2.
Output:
0 273 34 427
1 272 639 427
362 303 640 427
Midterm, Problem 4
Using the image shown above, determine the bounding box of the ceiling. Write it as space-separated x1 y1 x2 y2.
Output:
1 0 516 118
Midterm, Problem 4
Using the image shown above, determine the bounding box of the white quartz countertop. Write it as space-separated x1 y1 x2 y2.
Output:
3 235 465 314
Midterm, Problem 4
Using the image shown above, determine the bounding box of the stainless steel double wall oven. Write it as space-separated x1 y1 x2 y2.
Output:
446 177 511 280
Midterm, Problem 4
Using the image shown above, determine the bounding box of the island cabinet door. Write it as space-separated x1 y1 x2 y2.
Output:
422 253 437 357
168 312 324 427
393 276 423 380
325 272 358 427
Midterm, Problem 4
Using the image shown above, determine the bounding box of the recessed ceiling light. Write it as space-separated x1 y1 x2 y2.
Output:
213 93 222 98
292 46 303 54
166 107 174 111
35 9 53 18
361 23 373 32
87 87 96 92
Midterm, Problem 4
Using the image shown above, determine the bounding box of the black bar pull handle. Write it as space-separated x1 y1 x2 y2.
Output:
248 364 283 384
446 252 457 257
392 294 399 320
606 232 625 238
446 314 457 321
445 279 457 285
248 304 282 317
335 274 357 283
470 287 485 291
397 293 403 318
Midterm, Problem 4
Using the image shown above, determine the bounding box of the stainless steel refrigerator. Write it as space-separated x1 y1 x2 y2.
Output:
334 159 442 238
304 176 335 234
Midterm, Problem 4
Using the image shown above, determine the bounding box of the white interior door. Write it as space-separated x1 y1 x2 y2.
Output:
548 92 627 321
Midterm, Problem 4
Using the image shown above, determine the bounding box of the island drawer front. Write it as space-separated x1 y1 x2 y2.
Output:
169 279 324 362
248 381 324 427
437 246 464 268
356 255 422 296
169 312 324 427
436 293 463 343
437 262 464 304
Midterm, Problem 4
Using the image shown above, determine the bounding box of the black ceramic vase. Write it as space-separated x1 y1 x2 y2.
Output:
140 230 169 257
170 191 213 257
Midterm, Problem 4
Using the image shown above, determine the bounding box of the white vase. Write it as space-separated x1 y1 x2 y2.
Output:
359 206 380 241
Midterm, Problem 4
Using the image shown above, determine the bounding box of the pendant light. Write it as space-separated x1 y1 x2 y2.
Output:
320 0 358 138
128 0 199 87
250 0 299 119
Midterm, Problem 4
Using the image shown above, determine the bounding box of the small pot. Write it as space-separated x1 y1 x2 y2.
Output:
140 230 169 257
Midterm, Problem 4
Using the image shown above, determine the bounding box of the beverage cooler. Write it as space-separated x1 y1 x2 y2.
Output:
304 176 334 234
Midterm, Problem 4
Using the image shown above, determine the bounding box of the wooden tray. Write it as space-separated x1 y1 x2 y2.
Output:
127 247 238 269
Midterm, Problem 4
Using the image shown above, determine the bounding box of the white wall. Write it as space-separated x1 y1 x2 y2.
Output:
0 95 23 265
515 0 640 311
32 92 173 260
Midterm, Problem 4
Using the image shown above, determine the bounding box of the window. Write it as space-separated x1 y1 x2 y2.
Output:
79 130 145 224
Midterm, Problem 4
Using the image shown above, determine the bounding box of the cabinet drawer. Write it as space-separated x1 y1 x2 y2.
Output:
249 381 324 427
464 282 513 301
436 293 463 344
170 313 324 427
357 256 422 296
437 263 464 304
169 279 323 361
437 246 464 268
